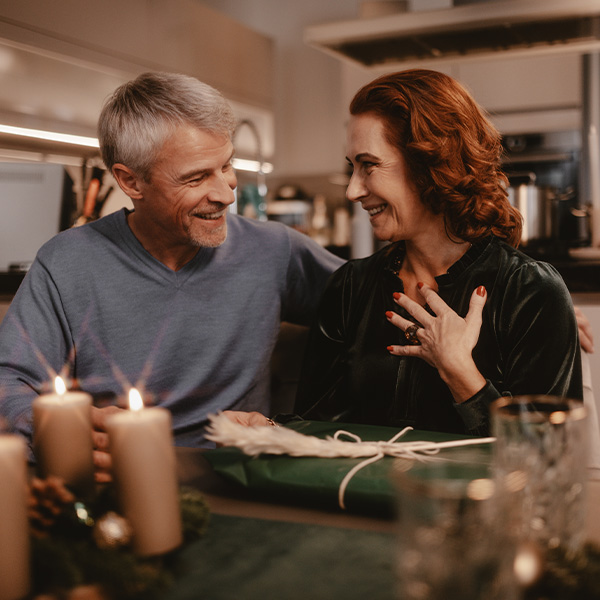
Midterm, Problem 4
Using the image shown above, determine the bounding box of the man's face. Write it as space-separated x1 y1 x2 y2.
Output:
135 123 237 249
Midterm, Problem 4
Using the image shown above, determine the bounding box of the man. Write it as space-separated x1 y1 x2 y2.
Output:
0 72 343 479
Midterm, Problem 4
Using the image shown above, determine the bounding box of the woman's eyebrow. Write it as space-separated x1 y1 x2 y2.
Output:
355 152 379 162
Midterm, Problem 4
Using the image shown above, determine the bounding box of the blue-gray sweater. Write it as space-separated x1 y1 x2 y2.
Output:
0 209 343 448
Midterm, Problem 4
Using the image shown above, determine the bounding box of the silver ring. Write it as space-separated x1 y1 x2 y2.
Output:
404 323 421 345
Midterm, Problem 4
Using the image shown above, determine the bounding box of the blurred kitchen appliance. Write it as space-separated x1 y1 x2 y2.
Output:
266 200 311 234
503 131 587 254
507 173 555 245
0 162 75 272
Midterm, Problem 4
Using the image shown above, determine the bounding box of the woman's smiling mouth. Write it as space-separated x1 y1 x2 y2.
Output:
367 205 386 218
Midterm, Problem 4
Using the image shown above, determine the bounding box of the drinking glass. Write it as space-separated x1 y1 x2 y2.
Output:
393 450 518 600
491 395 588 560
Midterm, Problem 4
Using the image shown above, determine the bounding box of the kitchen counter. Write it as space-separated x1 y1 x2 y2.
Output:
547 259 600 293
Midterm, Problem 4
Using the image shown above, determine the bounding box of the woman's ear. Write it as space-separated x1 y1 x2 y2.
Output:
111 164 144 200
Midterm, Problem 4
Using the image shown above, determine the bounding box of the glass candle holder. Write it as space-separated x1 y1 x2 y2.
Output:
491 395 588 561
393 450 518 600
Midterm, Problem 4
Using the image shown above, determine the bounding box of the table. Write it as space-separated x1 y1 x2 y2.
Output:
166 448 600 600
169 449 396 600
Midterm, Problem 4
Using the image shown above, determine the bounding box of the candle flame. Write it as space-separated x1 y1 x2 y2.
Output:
54 376 67 395
128 388 144 412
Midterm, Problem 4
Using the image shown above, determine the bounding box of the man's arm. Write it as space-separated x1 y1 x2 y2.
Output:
281 227 345 325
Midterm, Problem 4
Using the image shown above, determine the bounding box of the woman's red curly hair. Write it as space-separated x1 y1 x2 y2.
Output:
349 69 522 247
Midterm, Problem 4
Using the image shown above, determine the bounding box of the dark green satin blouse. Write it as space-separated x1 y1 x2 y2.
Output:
295 236 583 436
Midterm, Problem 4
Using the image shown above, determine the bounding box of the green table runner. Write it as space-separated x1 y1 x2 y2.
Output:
167 513 396 600
204 421 488 516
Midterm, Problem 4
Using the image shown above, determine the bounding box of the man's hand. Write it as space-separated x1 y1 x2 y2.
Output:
91 405 123 483
220 410 272 427
574 306 594 354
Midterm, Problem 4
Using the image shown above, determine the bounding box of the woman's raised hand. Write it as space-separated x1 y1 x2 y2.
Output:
385 283 487 402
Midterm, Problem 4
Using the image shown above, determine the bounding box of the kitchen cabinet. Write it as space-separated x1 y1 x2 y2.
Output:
457 54 581 114
457 54 582 134
341 51 582 135
0 0 273 109
0 0 275 163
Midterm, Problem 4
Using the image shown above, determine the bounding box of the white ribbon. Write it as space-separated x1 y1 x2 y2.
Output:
205 413 496 509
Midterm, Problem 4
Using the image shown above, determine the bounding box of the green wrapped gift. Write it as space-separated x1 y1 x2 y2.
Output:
203 420 491 516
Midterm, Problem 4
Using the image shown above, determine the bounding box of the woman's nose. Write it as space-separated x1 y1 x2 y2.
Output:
346 172 366 203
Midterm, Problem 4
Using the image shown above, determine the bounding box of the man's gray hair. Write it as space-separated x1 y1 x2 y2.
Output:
98 71 237 178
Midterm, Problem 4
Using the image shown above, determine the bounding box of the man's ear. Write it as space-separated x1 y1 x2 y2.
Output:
111 164 144 200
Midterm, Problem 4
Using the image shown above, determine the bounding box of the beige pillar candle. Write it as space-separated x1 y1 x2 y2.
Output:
32 376 94 497
0 435 30 600
105 389 182 556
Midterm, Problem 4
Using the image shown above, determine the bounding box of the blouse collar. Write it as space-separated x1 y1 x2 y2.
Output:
383 237 495 286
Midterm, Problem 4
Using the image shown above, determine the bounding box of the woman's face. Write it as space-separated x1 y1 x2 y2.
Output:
345 113 437 243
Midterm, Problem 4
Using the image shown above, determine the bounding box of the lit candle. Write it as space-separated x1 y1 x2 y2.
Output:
105 389 182 556
32 376 95 497
0 435 30 600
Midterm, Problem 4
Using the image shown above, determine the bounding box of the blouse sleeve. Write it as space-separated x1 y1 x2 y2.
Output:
495 261 582 401
452 261 583 435
294 262 356 422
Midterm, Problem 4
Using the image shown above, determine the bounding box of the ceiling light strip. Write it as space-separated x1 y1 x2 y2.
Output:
0 124 274 172
0 124 100 148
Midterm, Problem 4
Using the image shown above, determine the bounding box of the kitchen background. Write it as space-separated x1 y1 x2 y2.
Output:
1 0 600 395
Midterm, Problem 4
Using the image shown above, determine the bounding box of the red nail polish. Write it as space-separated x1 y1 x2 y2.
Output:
417 282 424 289
385 311 394 319
387 346 394 352
393 292 401 300
476 285 486 297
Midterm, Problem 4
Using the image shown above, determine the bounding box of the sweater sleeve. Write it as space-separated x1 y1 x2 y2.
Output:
0 257 72 445
281 227 345 326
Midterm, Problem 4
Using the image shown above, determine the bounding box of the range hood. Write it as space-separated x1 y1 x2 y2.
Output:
304 0 600 68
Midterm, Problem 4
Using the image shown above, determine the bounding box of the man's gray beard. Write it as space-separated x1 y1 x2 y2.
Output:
187 226 228 249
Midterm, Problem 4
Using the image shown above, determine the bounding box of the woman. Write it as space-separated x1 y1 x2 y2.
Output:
293 69 582 437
